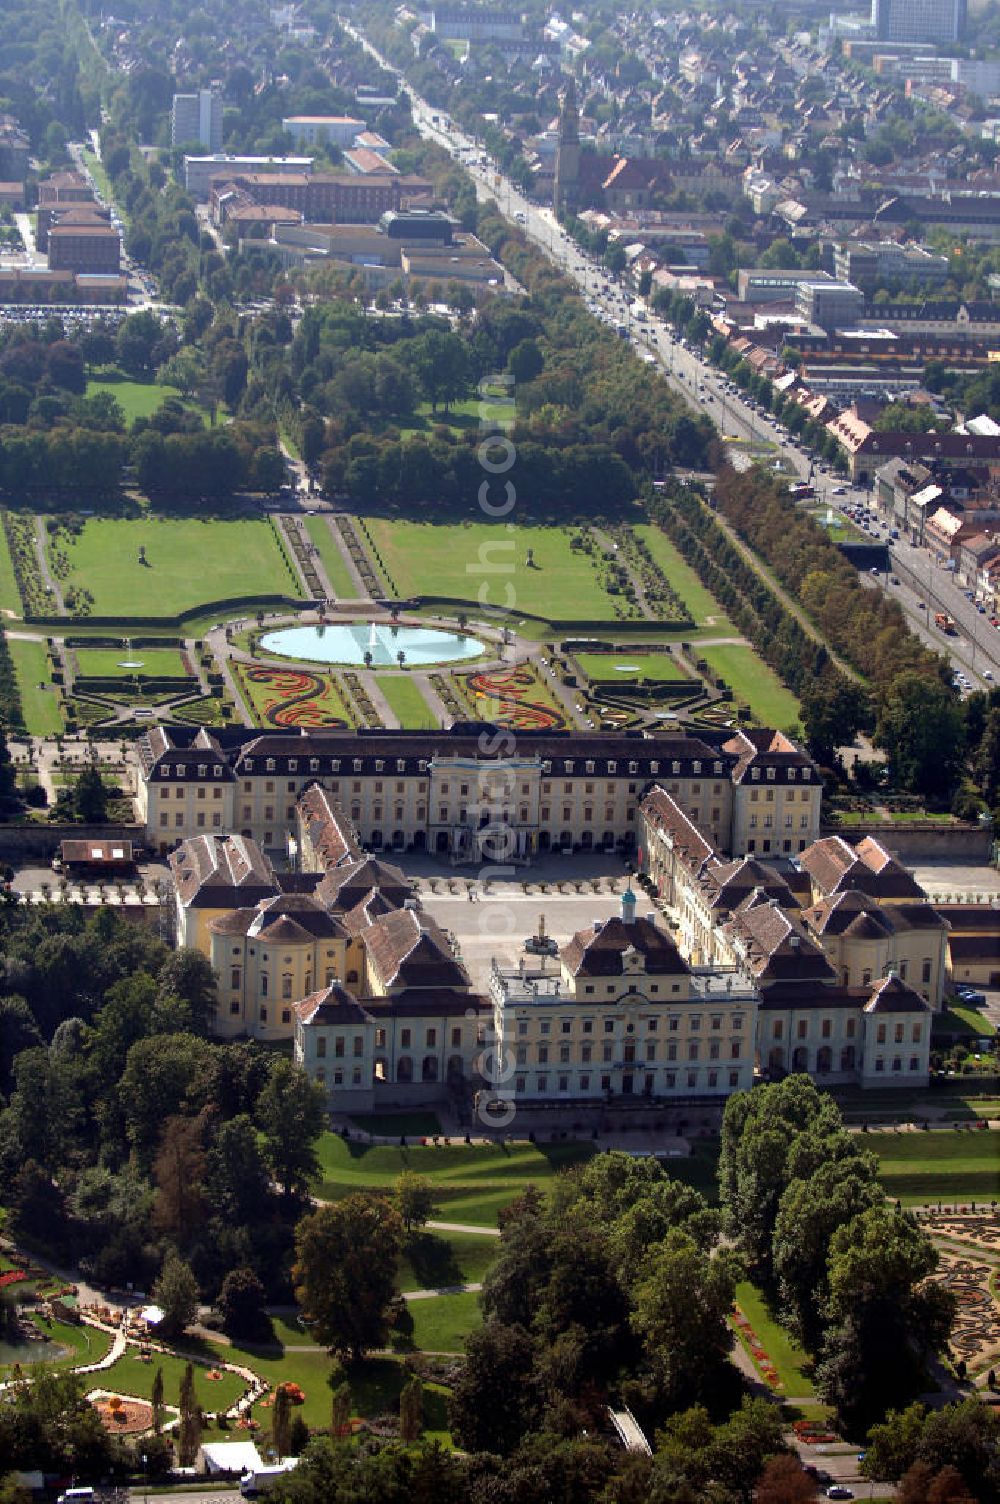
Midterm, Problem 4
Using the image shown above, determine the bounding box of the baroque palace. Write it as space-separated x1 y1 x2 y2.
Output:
144 723 938 1111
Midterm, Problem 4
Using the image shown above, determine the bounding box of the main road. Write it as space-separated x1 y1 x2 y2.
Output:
343 19 1000 690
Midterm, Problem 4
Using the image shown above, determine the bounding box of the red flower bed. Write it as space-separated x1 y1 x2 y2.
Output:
0 1270 28 1288
467 668 565 731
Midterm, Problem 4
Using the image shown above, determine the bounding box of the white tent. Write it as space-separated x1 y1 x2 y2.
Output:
197 1440 264 1476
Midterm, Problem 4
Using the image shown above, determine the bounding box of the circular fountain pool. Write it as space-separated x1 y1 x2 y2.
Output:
259 622 486 668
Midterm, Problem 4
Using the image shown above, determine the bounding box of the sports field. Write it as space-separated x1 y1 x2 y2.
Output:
698 643 801 729
377 674 440 729
361 520 620 621
53 518 296 619
575 650 689 682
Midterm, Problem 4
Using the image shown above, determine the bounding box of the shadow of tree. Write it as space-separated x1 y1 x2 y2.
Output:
405 1232 462 1290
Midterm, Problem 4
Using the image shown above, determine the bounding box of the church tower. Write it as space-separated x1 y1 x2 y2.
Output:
553 74 581 214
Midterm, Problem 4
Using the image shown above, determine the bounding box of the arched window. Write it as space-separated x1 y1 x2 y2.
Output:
422 1055 438 1082
396 1056 413 1083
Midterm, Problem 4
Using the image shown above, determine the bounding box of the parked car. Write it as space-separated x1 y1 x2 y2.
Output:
957 987 987 1005
826 1489 854 1501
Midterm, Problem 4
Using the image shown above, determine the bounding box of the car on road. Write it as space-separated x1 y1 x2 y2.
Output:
826 1489 854 1501
832 485 847 495
956 986 987 1004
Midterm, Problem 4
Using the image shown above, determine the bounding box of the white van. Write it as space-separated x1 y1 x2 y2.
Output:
57 1491 97 1504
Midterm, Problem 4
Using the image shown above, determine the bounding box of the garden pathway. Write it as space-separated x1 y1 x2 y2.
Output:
33 517 64 613
403 1282 482 1300
427 1221 501 1238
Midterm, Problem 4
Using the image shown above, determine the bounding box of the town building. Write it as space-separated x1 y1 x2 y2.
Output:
281 115 365 147
553 75 581 214
184 155 314 201
795 279 865 331
832 241 950 292
425 6 524 41
47 223 122 275
172 90 223 152
871 0 966 45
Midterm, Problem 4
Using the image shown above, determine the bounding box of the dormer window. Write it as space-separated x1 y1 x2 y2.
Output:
672 761 681 775
375 760 384 772
309 758 319 772
766 767 776 781
396 760 405 773
650 761 659 775
629 761 637 774
213 764 223 777
714 761 723 774
751 768 760 781
419 760 428 772
607 760 616 773
353 759 363 772
788 768 796 781
288 759 298 772
198 764 207 777
266 759 276 772
692 761 701 774
331 759 340 772
245 759 253 771
802 769 810 781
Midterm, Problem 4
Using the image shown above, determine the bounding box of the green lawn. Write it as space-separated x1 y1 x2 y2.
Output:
304 516 358 599
313 1133 594 1226
401 1292 482 1354
98 1347 247 1414
733 1281 815 1397
942 1004 997 1039
85 378 191 425
377 674 440 729
361 520 620 622
73 645 189 679
868 1128 1000 1204
55 518 297 620
575 650 689 683
698 643 801 730
634 523 734 631
398 396 516 436
8 636 62 735
0 525 21 617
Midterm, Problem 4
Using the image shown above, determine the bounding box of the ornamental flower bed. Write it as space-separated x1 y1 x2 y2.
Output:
0 1270 28 1289
731 1308 782 1391
793 1419 839 1445
467 668 565 732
